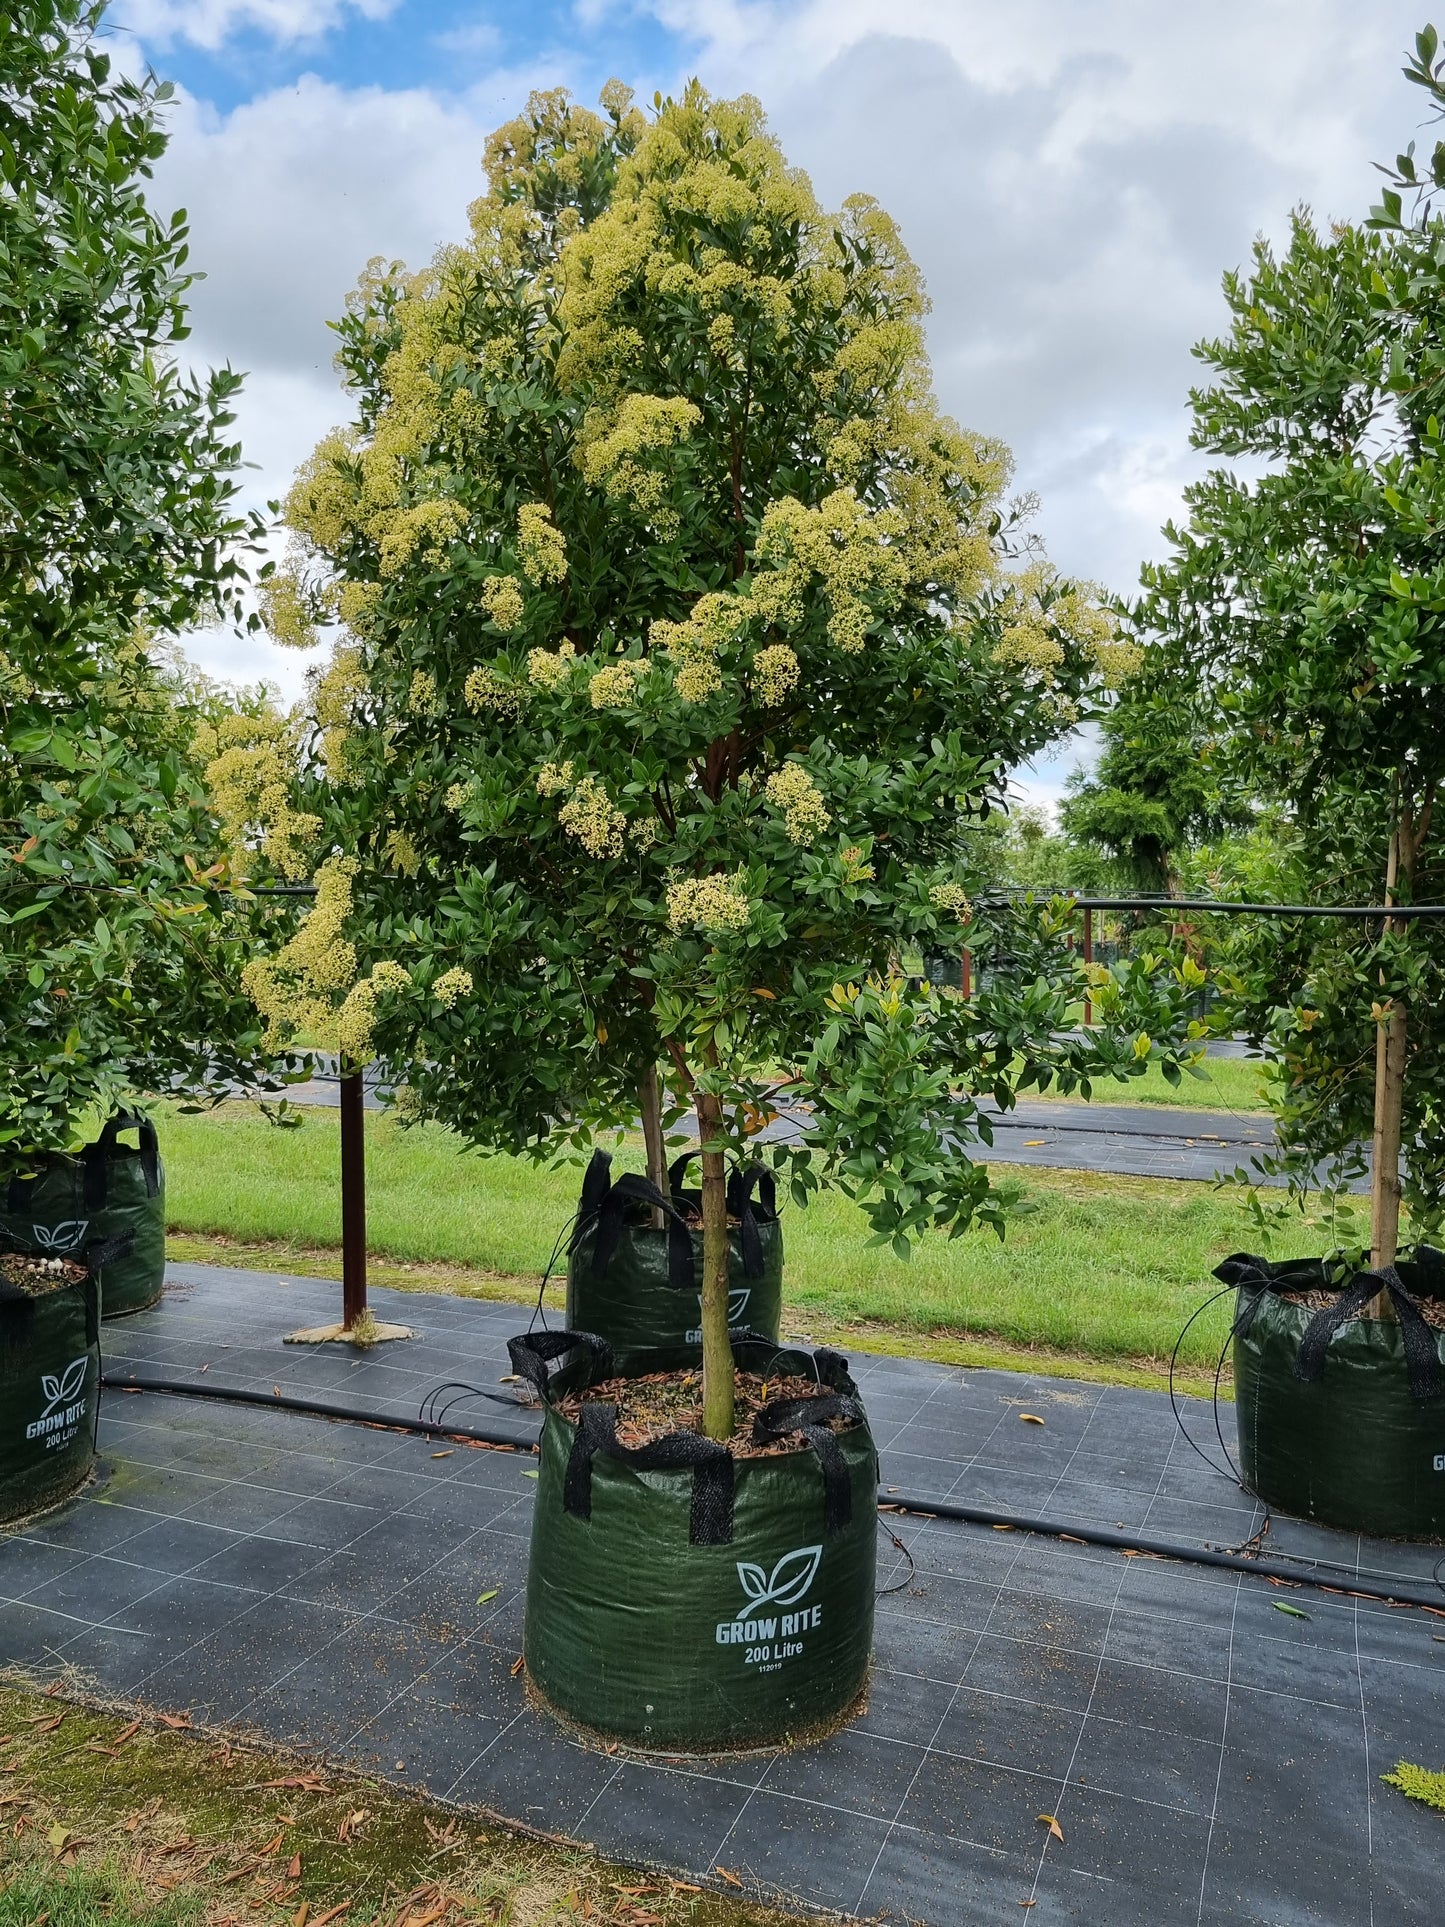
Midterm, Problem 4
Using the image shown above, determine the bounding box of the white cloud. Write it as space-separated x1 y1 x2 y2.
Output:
117 0 399 52
141 0 1437 722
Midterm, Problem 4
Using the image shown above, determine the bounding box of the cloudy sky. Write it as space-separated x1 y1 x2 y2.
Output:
112 0 1438 805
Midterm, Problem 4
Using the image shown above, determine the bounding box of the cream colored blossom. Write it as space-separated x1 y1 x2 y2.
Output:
242 858 360 1049
384 829 420 876
558 775 625 857
929 882 971 920
335 959 413 1063
517 503 568 585
407 670 441 716
464 665 525 717
765 763 830 846
527 640 576 689
535 760 574 797
257 568 318 650
433 966 473 1007
378 499 468 578
444 779 478 812
479 574 527 632
629 815 661 850
751 644 799 706
589 660 642 709
576 394 700 534
204 709 319 882
674 657 722 703
666 872 752 934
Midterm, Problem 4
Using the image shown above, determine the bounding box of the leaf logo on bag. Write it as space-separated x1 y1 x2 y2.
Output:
40 1357 89 1418
735 1544 822 1612
728 1288 751 1323
32 1220 89 1254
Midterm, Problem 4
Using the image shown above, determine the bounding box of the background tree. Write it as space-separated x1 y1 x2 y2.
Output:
0 1 293 1169
241 83 1204 1435
1059 648 1248 895
1141 35 1445 1269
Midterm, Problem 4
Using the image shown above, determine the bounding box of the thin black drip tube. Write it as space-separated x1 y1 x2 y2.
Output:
102 1374 1445 1613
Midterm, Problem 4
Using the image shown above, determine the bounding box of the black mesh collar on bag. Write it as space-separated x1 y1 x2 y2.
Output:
507 1329 864 1549
571 1148 778 1293
1216 1250 1445 1401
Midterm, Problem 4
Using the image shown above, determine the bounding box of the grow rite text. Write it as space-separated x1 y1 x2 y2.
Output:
716 1604 822 1645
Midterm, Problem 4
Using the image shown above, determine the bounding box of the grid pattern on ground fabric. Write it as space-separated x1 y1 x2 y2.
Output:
1 1265 1440 1923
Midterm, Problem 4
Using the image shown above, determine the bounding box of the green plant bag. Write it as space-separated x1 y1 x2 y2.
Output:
510 1330 877 1751
0 1115 165 1319
565 1152 782 1351
0 1236 115 1524
1220 1250 1445 1540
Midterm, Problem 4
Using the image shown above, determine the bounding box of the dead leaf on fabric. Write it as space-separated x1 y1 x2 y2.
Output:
1036 1813 1064 1842
510 1656 525 1677
1019 1414 1045 1426
714 1867 743 1888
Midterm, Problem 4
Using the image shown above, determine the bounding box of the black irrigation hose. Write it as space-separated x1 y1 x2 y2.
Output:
100 1371 538 1452
876 1490 1445 1612
103 1375 1445 1614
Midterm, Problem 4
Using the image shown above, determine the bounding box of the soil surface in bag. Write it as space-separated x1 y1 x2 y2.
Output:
555 1368 858 1455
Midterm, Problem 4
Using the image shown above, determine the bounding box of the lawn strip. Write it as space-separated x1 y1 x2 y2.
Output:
0 1680 818 1926
164 1232 1228 1398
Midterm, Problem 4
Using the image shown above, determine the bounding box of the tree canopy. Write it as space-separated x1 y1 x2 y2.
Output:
0 1 290 1168
237 81 1204 1430
1138 33 1445 1260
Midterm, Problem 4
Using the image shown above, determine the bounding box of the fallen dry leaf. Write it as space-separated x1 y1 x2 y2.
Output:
310 1905 352 1925
286 1852 303 1881
293 1906 310 1927
27 1713 65 1733
714 1867 742 1888
430 1451 453 1460
1036 1813 1064 1843
1019 1414 1046 1426
510 1655 525 1678
157 1712 192 1730
259 1832 285 1855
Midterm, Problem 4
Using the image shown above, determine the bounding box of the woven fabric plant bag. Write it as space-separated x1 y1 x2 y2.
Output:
0 1114 164 1318
511 1329 876 1751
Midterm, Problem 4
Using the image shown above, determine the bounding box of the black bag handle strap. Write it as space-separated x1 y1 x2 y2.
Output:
83 1114 161 1208
573 1152 697 1292
1295 1265 1443 1400
751 1391 866 1531
506 1327 614 1399
562 1398 736 1545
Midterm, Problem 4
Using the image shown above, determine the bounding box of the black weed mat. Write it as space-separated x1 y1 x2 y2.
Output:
0 1263 1441 1923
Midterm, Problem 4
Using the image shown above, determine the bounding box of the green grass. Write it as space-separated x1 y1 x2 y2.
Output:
0 1862 200 1926
1047 1053 1270 1113
153 1101 1335 1381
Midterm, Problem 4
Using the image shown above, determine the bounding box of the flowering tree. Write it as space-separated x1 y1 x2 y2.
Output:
0 1 291 1171
239 84 1201 1434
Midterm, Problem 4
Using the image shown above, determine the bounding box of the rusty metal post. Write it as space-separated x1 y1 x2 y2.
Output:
1082 904 1094 1026
339 1059 367 1331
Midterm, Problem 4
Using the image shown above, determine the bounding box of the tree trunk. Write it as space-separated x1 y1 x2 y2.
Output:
1368 818 1408 1297
696 1088 735 1441
639 1063 668 1231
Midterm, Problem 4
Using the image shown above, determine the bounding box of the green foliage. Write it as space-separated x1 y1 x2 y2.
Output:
1061 651 1249 895
242 79 1202 1270
0 3 292 1170
1137 52 1445 1241
1382 1760 1445 1813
